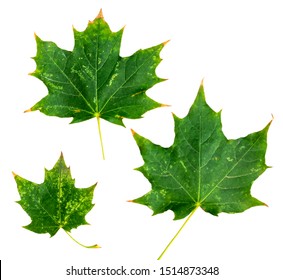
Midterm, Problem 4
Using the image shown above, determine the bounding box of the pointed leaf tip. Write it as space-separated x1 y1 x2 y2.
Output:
130 129 136 136
24 108 32 113
271 114 274 122
96 9 104 19
162 39 170 46
34 33 42 43
12 171 17 178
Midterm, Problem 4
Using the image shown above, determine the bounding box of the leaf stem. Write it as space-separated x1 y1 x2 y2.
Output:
157 206 199 260
64 230 100 249
96 115 105 160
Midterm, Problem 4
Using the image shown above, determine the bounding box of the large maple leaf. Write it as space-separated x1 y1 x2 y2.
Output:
14 154 98 247
28 10 165 126
133 83 270 258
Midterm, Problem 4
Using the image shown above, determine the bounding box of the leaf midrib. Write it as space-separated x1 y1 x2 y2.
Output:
56 162 90 228
94 27 99 112
37 173 89 231
197 112 202 202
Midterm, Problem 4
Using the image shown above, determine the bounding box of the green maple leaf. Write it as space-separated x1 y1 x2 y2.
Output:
133 83 270 259
28 10 165 126
14 153 98 248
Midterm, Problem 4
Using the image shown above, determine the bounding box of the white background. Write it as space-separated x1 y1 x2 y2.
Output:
0 0 282 279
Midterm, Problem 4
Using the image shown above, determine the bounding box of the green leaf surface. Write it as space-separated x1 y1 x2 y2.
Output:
15 154 96 237
133 83 270 220
29 10 165 126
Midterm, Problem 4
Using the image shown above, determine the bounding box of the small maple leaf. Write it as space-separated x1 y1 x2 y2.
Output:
14 153 97 241
133 83 270 219
28 9 166 126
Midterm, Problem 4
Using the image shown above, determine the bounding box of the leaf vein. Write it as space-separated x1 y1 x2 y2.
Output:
200 133 264 203
99 53 155 113
46 50 95 114
167 172 196 202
